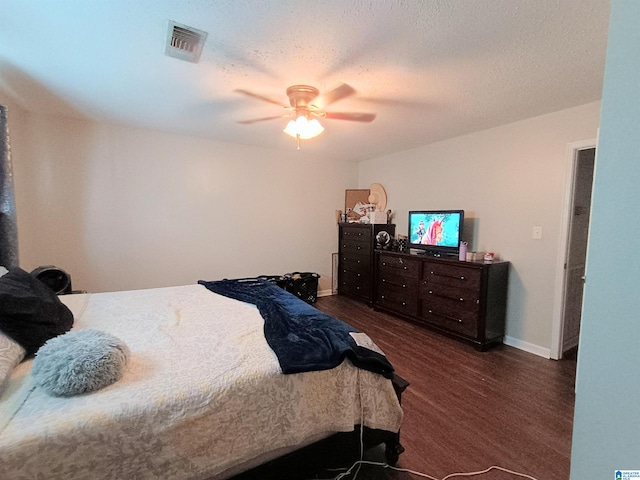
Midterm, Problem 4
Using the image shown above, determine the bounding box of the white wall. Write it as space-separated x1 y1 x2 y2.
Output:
6 109 357 293
2 92 603 355
570 0 640 476
358 102 601 354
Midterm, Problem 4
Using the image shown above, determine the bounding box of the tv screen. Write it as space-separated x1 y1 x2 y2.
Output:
408 210 464 256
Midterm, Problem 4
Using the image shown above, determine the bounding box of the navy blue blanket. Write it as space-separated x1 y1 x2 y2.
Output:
198 279 394 379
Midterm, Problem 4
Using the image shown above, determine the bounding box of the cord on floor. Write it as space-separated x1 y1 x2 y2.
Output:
315 461 540 480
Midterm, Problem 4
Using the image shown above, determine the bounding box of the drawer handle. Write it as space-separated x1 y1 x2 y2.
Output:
379 296 407 308
427 290 466 302
381 261 408 271
430 270 467 281
383 278 407 288
428 309 463 323
382 264 408 270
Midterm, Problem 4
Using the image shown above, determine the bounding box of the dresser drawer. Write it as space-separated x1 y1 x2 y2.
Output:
340 267 369 286
340 241 371 256
419 306 478 337
339 270 370 297
378 272 417 297
340 281 370 298
424 294 479 320
418 282 479 313
376 288 418 317
340 227 372 242
340 255 369 273
378 254 420 278
422 261 481 289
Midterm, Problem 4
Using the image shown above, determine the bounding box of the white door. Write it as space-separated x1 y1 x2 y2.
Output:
561 148 595 355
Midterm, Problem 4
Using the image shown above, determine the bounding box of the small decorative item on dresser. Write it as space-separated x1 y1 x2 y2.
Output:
367 183 387 212
376 230 391 249
459 242 468 261
345 189 370 222
397 238 407 252
484 252 494 262
369 210 388 224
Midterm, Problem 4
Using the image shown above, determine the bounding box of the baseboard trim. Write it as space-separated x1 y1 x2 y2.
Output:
317 289 333 298
504 336 551 359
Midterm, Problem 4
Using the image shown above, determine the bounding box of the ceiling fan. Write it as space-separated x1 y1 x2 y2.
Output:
234 83 376 149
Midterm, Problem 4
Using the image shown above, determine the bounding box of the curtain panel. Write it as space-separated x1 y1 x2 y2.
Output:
0 105 18 268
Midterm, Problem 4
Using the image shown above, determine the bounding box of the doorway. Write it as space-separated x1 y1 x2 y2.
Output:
562 147 595 355
552 143 596 359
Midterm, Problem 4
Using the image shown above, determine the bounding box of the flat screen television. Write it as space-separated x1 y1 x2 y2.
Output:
408 210 464 257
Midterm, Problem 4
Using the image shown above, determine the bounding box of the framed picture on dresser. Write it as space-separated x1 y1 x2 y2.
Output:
344 189 370 221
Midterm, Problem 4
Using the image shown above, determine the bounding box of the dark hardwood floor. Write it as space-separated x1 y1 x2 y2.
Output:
312 294 577 480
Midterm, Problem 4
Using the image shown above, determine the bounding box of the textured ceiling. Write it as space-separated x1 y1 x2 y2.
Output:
0 0 610 162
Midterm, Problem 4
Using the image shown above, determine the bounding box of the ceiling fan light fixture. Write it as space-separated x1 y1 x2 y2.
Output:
283 115 324 140
236 83 372 149
283 120 298 138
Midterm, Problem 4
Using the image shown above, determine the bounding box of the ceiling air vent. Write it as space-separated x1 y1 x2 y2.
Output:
165 21 208 63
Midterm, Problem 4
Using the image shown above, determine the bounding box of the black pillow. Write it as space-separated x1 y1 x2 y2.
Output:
0 267 74 357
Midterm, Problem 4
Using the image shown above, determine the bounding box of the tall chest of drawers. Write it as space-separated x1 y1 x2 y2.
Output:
375 251 509 350
338 223 395 304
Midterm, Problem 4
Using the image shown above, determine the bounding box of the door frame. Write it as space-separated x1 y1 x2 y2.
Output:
550 138 597 360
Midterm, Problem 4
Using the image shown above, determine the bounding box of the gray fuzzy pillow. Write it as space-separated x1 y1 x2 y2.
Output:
32 329 129 396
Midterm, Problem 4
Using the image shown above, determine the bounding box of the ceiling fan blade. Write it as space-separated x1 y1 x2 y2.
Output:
237 115 286 125
318 83 356 106
324 111 376 122
357 96 430 107
234 89 287 108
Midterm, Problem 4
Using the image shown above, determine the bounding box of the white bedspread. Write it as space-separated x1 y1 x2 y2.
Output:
0 284 402 480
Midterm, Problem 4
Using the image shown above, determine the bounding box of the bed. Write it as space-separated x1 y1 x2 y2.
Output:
0 276 404 480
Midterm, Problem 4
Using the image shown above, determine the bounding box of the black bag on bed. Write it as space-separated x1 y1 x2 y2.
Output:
30 265 72 295
0 267 74 356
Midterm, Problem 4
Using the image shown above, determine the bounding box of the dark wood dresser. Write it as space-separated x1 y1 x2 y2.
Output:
338 223 395 304
374 251 509 350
